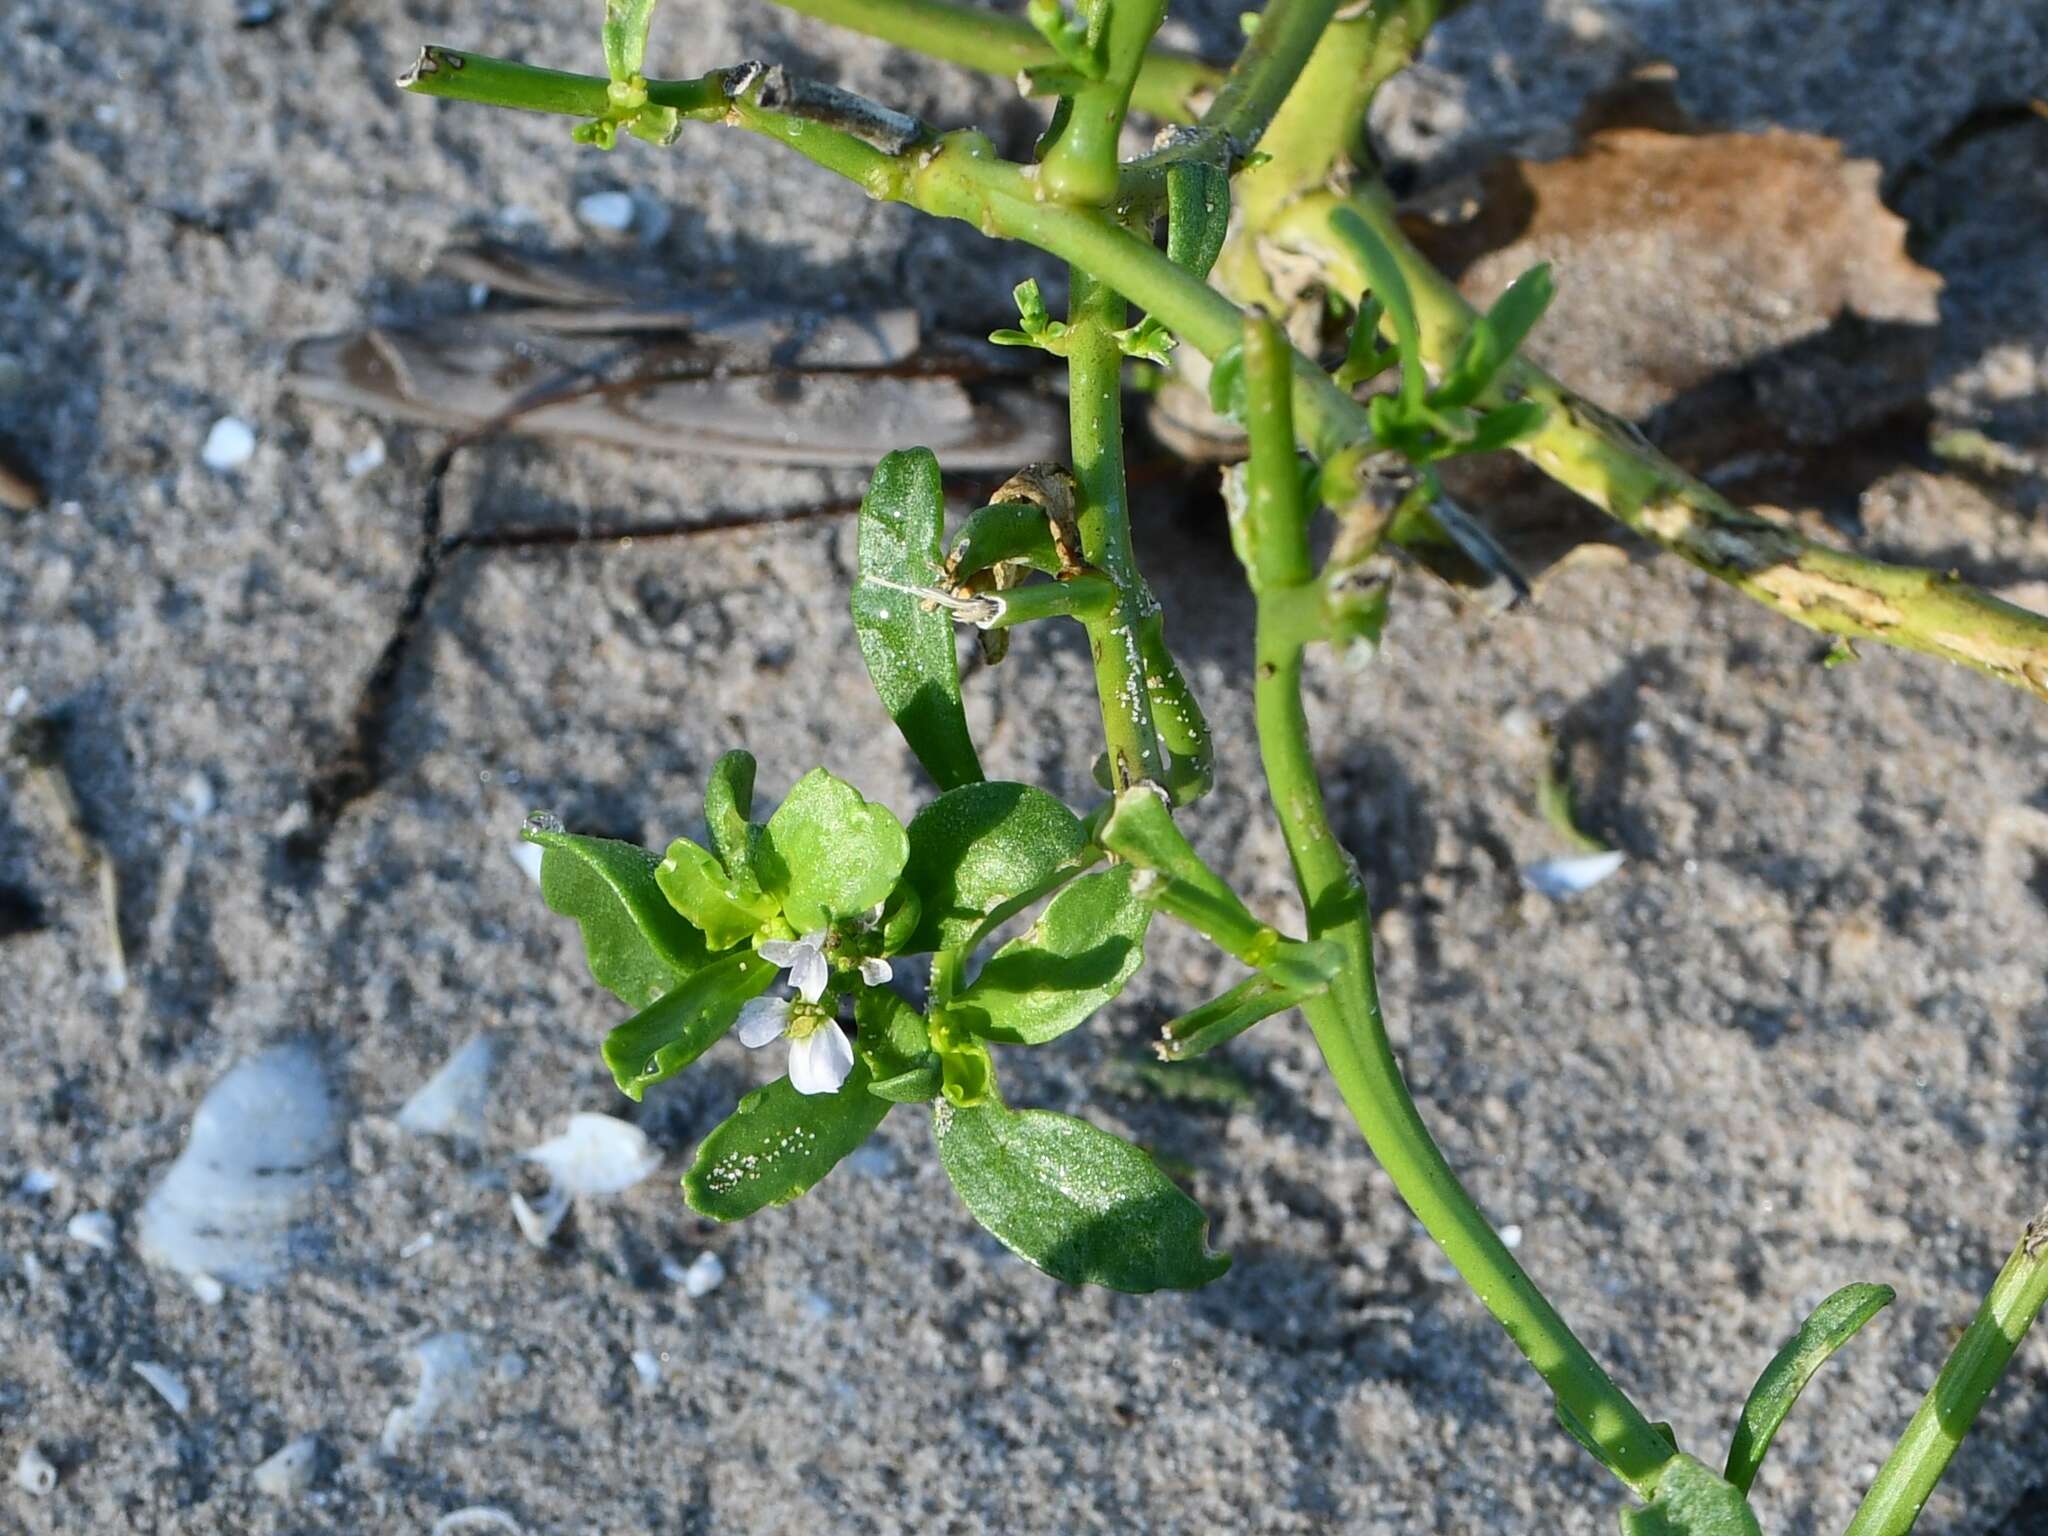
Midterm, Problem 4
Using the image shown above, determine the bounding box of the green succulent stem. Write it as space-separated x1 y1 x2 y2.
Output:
1279 187 2048 702
1846 1213 2048 1536
765 0 1220 120
1238 314 1674 1499
1065 265 1167 790
1039 0 1168 204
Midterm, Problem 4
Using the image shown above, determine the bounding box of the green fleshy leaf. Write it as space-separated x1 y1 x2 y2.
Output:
526 824 710 1009
1459 399 1548 457
1723 1282 1894 1494
1165 158 1230 280
850 448 985 791
933 1100 1229 1292
703 748 759 880
602 0 660 81
655 837 778 951
1157 962 1334 1061
869 1064 943 1103
1328 206 1427 411
757 768 911 934
601 947 778 1100
683 1068 890 1221
1437 262 1554 409
948 865 1150 1045
854 983 936 1086
1618 1455 1762 1536
904 782 1086 953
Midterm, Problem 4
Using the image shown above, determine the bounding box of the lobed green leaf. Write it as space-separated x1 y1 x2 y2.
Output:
850 448 985 791
527 824 711 1009
757 768 911 935
933 1100 1229 1292
904 781 1086 954
601 947 778 1100
948 865 1151 1045
1723 1282 1894 1494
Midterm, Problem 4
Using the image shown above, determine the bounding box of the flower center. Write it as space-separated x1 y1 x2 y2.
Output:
783 1001 831 1042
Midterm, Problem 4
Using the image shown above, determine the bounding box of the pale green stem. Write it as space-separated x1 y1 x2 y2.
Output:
1065 265 1165 789
1238 313 1673 1498
1845 1214 2048 1535
764 0 1218 120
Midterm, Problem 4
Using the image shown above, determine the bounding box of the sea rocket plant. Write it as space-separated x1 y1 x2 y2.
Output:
412 2 2048 1531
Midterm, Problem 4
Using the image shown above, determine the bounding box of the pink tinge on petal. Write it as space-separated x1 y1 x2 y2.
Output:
787 1022 854 1096
734 996 790 1049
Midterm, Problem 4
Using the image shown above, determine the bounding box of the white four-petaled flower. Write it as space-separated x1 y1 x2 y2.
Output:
736 933 895 1096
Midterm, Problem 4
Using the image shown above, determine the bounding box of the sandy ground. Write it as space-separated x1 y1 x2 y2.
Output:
5 1 2048 1532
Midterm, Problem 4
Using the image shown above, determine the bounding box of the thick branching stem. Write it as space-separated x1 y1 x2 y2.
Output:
1065 267 1166 789
765 0 1218 121
401 37 2048 705
1236 317 1674 1498
1280 189 2048 701
1846 1211 2048 1535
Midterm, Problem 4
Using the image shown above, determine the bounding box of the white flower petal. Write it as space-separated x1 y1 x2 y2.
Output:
788 945 830 1005
800 930 828 948
1521 849 1627 900
787 1023 854 1096
734 996 790 1048
757 939 805 966
858 957 893 987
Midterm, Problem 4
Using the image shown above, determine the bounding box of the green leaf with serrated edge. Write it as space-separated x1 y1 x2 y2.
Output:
904 782 1086 953
703 748 758 880
851 448 984 791
683 1069 890 1221
655 837 778 951
1329 206 1427 412
1166 159 1230 279
1437 262 1554 409
527 826 710 1010
1723 1282 1894 1494
933 1100 1229 1292
1099 786 1267 960
1618 1455 1762 1536
601 947 778 1100
756 768 910 935
949 866 1150 1045
1158 956 1338 1060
